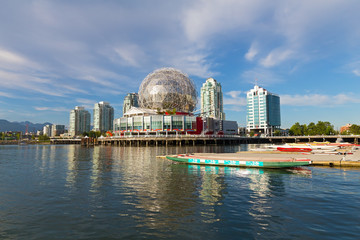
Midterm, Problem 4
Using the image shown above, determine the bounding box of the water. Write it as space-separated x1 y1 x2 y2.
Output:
0 144 359 239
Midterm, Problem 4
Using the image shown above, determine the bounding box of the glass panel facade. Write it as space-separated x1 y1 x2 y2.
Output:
133 116 143 130
151 115 163 130
172 115 184 130
164 116 171 130
113 115 201 135
120 117 127 130
144 116 151 130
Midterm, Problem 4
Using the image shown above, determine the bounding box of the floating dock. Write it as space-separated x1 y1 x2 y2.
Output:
158 150 360 167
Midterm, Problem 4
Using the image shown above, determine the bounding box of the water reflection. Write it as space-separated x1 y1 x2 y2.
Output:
105 146 200 233
32 144 314 237
90 146 113 193
184 164 313 229
5 144 359 240
65 145 77 188
65 145 92 189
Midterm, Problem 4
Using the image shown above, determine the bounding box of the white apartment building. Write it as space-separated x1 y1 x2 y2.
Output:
200 78 225 120
69 106 91 136
43 124 51 137
93 101 114 133
246 85 281 136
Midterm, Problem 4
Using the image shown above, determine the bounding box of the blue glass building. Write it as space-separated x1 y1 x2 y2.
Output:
246 85 280 136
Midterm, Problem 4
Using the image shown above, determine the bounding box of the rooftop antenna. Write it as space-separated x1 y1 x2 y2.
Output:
255 78 259 86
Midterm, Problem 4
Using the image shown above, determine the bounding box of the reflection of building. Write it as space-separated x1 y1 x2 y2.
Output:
93 101 114 133
69 106 91 136
51 124 65 137
123 93 139 116
201 78 225 120
246 85 280 136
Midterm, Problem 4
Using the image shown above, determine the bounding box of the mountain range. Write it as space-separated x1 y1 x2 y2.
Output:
0 119 52 133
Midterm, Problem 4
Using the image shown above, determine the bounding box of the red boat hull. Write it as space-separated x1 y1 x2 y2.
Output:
277 147 312 152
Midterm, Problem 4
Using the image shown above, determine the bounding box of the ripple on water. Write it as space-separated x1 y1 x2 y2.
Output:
0 145 360 239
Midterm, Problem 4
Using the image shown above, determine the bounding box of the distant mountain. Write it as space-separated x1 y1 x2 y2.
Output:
0 119 52 133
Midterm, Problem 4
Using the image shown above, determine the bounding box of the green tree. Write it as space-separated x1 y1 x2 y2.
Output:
349 124 360 135
301 124 308 135
307 122 317 135
273 130 281 136
39 134 50 141
88 131 102 138
289 122 302 136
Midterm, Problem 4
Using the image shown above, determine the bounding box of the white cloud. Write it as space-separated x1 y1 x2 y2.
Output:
245 43 259 61
223 91 246 107
182 0 271 43
0 0 359 124
0 91 15 98
161 48 215 78
114 44 146 67
75 98 96 109
281 93 360 106
0 48 27 65
241 68 284 85
226 91 242 99
260 48 294 67
35 107 69 112
353 69 360 76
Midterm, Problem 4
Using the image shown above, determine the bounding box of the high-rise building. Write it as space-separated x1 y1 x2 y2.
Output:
69 106 91 136
93 101 114 133
43 124 51 137
246 85 281 136
51 124 65 137
123 93 139 116
200 78 225 120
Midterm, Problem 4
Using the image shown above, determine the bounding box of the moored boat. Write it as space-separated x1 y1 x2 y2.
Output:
277 147 312 152
166 154 311 168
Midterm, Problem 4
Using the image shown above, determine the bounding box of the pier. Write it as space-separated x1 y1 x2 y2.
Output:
47 134 360 146
94 135 260 147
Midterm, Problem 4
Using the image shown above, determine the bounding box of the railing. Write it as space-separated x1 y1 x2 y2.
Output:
268 135 360 138
99 134 244 140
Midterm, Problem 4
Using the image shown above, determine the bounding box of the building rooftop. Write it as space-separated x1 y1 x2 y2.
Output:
123 107 158 117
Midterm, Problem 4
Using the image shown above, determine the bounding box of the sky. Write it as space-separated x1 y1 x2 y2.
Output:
0 0 359 130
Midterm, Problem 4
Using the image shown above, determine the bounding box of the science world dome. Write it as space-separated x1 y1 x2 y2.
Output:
138 68 197 112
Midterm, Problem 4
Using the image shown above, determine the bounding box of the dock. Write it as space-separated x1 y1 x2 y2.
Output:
157 150 360 167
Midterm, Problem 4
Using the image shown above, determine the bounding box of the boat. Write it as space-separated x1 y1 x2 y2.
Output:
166 154 311 168
277 146 312 152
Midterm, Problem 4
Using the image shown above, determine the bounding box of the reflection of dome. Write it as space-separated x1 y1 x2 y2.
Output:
138 68 197 112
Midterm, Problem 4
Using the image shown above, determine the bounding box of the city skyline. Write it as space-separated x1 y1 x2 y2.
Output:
0 1 360 129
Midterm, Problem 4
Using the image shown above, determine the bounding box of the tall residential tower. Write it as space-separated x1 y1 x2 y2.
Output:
123 93 139 116
200 78 225 120
246 85 280 136
93 101 114 133
69 106 91 136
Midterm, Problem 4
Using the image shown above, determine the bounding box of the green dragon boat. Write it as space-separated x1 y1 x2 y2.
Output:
166 154 311 169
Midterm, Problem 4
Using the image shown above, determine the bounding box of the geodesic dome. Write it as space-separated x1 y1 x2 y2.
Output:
138 68 197 112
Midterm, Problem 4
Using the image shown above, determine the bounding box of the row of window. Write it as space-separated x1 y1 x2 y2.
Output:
114 115 197 132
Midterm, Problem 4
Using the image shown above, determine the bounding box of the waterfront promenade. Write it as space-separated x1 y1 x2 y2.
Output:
48 134 360 146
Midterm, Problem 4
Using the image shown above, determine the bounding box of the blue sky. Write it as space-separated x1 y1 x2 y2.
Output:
0 0 359 130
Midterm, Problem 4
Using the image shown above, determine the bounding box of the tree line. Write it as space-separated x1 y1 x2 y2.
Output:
289 121 337 136
341 124 360 135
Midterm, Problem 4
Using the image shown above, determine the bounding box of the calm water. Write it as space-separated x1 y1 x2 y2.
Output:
0 144 359 239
